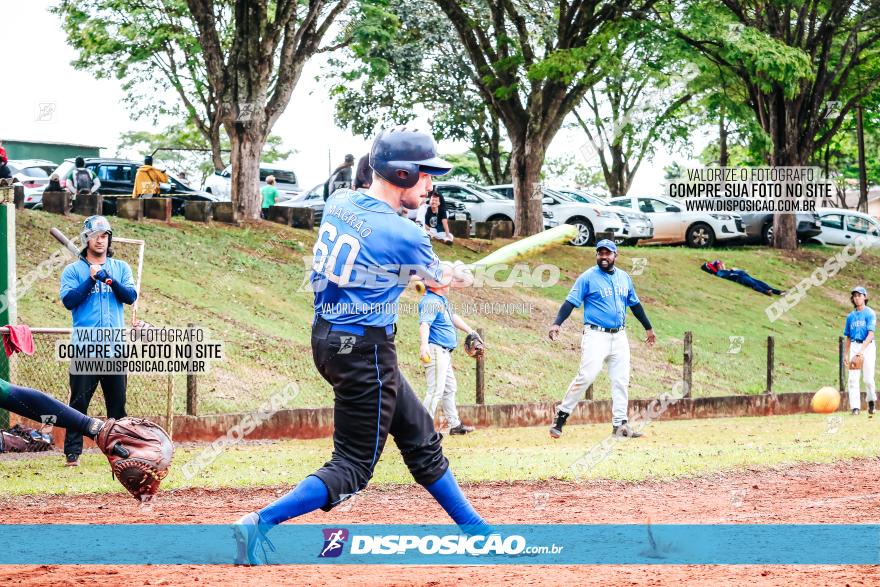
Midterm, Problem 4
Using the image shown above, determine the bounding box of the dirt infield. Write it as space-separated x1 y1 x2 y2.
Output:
2 458 880 585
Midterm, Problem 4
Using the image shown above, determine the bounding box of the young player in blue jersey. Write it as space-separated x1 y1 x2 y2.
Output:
233 127 489 565
844 286 876 415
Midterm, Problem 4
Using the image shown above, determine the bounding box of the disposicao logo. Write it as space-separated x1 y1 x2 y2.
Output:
319 528 349 558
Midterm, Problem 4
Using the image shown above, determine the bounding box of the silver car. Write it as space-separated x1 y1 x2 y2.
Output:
556 187 653 245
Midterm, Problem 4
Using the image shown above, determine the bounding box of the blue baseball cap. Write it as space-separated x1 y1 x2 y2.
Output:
595 239 618 253
852 286 868 296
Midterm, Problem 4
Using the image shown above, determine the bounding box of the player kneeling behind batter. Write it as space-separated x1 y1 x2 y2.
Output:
233 127 489 566
548 240 655 438
419 264 479 435
845 286 876 416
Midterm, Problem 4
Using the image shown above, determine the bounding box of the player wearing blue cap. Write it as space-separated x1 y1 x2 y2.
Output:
844 286 876 416
547 239 655 438
232 127 489 565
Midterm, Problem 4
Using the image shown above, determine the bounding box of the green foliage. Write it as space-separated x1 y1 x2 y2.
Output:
329 0 512 183
442 152 485 183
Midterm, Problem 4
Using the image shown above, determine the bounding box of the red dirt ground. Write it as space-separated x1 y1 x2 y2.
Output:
2 458 879 585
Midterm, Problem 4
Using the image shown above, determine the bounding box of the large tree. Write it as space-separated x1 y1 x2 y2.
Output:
430 0 655 236
330 0 511 184
573 19 695 197
668 0 880 249
186 0 352 220
53 0 229 171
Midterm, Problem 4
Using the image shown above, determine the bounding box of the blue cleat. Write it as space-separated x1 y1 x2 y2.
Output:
232 512 276 565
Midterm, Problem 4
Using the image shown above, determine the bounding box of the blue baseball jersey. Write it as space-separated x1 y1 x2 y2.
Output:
60 258 135 328
565 266 640 329
312 189 443 326
419 291 457 349
844 307 876 342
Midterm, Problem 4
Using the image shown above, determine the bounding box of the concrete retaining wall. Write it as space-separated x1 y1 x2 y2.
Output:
166 391 834 442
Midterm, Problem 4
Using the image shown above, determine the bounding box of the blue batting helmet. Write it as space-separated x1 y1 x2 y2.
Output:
369 126 453 188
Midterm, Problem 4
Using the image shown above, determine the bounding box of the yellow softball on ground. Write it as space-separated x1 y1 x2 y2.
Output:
811 386 840 414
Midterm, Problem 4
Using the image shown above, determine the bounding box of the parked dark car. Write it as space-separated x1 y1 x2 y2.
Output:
738 212 822 245
279 184 472 228
50 158 219 216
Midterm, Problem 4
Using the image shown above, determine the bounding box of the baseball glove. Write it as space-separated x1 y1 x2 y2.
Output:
464 331 485 359
95 418 174 500
849 353 865 370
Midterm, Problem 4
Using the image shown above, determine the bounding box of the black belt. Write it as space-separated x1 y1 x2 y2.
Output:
585 324 624 334
853 339 870 344
312 315 396 341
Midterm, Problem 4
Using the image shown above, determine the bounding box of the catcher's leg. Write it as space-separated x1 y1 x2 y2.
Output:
64 373 100 459
390 372 487 532
0 378 102 438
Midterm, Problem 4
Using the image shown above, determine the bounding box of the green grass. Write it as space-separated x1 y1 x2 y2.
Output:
11 209 880 414
0 414 874 496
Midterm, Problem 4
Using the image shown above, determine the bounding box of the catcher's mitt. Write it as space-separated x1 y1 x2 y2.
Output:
849 353 865 370
464 331 485 359
95 418 173 500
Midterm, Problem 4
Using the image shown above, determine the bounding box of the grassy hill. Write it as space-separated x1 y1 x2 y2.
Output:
9 209 880 416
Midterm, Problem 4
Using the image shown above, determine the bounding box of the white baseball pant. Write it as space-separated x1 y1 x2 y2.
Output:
423 344 461 429
558 328 631 426
848 340 877 410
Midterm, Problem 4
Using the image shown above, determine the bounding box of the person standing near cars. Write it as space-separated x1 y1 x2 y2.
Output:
260 175 279 219
845 286 876 416
132 155 168 198
59 216 138 466
65 157 101 196
353 153 372 191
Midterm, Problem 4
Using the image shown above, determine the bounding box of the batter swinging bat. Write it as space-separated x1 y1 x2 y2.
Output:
50 227 113 285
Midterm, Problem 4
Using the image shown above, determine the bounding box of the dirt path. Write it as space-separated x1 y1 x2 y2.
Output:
2 458 879 585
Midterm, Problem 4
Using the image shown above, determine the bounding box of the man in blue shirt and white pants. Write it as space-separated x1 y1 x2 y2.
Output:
844 286 876 416
548 240 655 438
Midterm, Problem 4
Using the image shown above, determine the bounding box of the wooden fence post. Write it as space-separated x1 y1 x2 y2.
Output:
187 323 198 416
765 336 774 394
475 327 485 404
683 331 693 398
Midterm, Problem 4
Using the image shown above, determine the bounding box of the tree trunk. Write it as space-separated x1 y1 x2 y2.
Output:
771 148 801 251
228 126 265 221
509 140 545 237
209 116 226 171
718 108 728 167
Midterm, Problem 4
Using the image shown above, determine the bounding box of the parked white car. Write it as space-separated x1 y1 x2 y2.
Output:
433 181 555 236
6 159 57 208
606 195 745 247
813 207 880 247
202 164 299 202
555 187 654 245
483 183 623 246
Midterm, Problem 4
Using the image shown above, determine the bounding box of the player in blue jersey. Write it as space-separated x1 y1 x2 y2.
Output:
548 240 656 439
844 286 876 415
233 127 489 565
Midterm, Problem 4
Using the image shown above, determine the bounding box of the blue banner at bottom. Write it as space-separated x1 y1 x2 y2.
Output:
1 524 878 565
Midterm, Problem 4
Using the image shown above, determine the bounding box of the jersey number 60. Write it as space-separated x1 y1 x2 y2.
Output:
312 225 361 285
